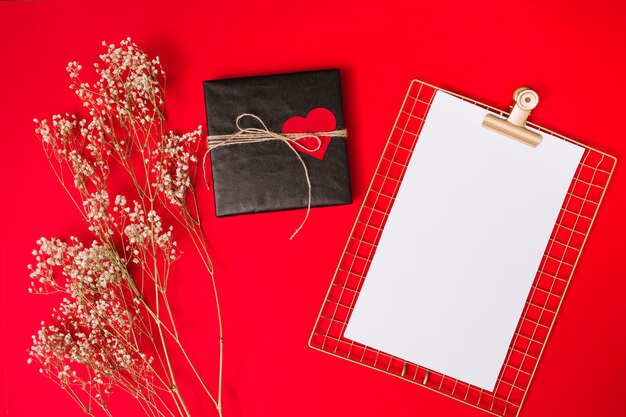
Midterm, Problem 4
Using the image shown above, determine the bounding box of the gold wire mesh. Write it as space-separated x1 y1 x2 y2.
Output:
308 80 617 417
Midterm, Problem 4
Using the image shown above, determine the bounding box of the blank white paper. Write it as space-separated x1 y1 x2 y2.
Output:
344 91 584 391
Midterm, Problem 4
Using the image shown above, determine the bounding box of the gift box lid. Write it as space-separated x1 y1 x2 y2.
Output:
204 69 352 217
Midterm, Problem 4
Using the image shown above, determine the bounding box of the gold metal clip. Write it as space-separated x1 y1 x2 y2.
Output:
482 87 542 147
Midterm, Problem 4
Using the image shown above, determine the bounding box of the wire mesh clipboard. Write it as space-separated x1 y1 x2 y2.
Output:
309 80 616 417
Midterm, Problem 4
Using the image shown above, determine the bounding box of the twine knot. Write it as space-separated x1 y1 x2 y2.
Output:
204 113 347 239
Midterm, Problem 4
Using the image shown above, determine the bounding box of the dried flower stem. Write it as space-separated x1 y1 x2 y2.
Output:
29 39 223 417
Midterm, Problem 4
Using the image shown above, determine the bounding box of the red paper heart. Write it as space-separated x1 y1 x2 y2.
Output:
282 107 337 160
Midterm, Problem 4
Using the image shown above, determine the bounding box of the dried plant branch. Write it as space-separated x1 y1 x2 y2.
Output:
28 38 223 417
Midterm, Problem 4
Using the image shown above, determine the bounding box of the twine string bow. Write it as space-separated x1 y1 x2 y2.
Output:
204 113 347 239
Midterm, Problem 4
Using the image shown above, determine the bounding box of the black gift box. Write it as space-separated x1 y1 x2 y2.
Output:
203 69 352 216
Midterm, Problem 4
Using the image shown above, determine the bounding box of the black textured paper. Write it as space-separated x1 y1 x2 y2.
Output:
203 69 352 216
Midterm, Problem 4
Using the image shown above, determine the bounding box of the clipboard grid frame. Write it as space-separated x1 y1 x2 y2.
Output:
309 80 616 417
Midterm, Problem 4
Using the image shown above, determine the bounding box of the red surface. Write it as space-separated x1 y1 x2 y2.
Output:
1 1 625 417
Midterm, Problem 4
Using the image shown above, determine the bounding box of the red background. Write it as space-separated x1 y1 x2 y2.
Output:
1 1 625 417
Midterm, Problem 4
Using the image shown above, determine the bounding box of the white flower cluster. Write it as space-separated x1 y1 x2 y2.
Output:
82 190 116 237
28 236 153 395
68 38 165 132
28 237 69 292
35 39 166 196
34 113 80 145
29 237 128 305
67 240 125 293
152 127 202 206
69 150 96 189
113 195 178 263
34 113 110 193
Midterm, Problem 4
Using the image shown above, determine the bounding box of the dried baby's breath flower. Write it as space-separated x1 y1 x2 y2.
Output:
30 38 223 417
153 127 202 207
